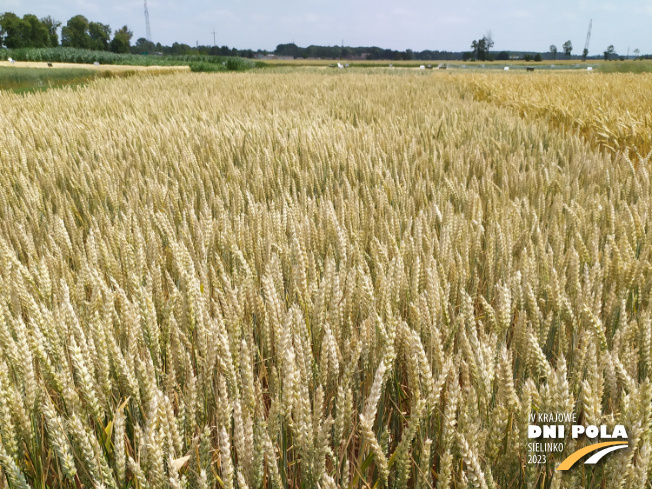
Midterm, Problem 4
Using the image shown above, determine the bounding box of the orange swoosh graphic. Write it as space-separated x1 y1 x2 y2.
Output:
556 441 628 470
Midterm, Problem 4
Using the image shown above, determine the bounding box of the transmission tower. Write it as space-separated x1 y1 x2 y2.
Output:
144 0 152 42
582 19 592 61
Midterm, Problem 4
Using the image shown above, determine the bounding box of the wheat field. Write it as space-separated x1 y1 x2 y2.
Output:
0 70 651 489
461 71 652 158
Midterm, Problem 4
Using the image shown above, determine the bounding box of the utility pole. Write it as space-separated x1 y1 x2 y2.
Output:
143 0 152 42
582 19 592 61
212 28 216 47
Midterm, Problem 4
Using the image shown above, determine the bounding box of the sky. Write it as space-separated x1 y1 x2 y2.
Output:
5 0 652 54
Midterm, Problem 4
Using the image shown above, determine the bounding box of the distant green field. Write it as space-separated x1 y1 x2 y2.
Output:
0 66 97 92
1 47 257 72
598 60 652 73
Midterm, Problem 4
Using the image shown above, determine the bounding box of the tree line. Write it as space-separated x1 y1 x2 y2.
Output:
273 43 461 61
0 11 266 58
0 13 133 53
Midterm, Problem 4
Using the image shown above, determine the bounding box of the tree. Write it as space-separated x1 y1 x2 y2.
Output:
484 31 494 57
470 33 494 62
40 16 61 46
633 48 640 59
170 42 191 55
275 43 300 58
110 25 133 53
61 15 91 48
562 40 573 59
21 14 49 47
603 45 615 61
89 22 111 50
470 40 479 60
0 12 25 48
582 48 588 61
133 37 155 54
0 13 50 48
478 38 487 60
550 45 557 60
534 53 542 62
496 51 509 61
